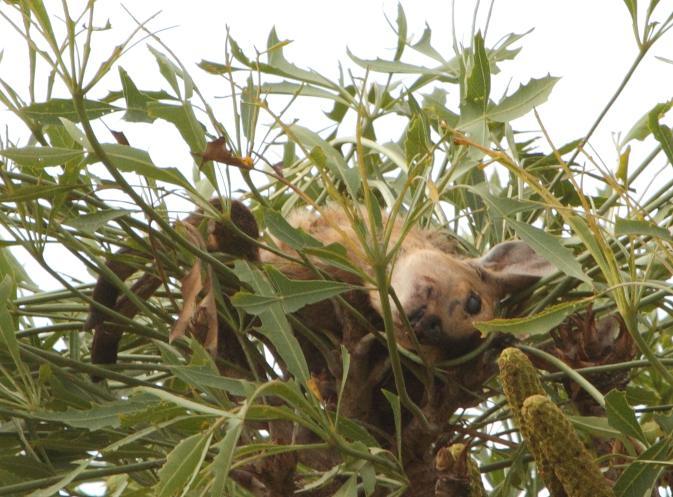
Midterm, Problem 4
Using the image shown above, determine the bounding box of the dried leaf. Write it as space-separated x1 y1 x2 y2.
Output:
196 136 253 168
170 259 204 343
110 130 130 145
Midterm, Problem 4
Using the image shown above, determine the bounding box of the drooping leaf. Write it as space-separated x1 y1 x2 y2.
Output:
156 432 212 497
648 103 673 164
232 261 310 384
265 27 335 88
36 394 161 431
615 217 673 241
211 419 243 496
475 298 592 335
148 45 186 97
263 208 323 250
623 100 672 144
118 66 155 123
287 124 360 198
614 439 673 497
22 99 119 125
605 390 647 444
170 365 257 397
0 276 20 366
488 75 560 123
93 143 190 188
393 3 407 61
0 147 84 167
465 32 490 113
411 23 446 62
63 209 129 235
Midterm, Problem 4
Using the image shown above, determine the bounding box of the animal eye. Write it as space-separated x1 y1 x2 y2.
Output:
464 293 482 315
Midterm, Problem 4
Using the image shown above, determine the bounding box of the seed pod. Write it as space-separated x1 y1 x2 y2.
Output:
522 394 615 497
498 348 566 497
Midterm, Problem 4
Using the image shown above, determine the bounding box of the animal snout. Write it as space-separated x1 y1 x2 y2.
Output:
412 312 445 346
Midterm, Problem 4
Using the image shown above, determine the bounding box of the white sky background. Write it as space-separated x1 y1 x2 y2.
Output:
1 0 673 289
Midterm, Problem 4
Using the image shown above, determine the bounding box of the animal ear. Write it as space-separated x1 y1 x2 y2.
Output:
473 240 556 296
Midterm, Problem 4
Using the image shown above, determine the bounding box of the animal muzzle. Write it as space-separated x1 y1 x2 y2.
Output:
414 314 447 347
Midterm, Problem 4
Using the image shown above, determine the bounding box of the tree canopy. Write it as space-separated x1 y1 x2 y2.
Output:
1 1 673 496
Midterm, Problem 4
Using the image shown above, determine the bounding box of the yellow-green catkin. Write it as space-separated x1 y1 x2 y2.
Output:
498 348 566 497
435 444 486 497
522 395 615 497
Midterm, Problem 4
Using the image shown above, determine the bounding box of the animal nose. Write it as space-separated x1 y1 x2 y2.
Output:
414 314 444 346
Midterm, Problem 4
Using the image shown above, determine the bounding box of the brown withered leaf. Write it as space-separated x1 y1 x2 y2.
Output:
170 259 203 344
196 136 253 169
110 130 130 145
191 268 218 354
169 222 219 353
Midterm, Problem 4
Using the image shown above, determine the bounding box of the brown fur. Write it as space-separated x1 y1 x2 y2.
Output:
261 204 553 357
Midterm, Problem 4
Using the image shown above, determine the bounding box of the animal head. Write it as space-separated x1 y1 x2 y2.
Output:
371 241 555 350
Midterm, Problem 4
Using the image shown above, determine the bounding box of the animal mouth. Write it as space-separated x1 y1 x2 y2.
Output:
407 306 448 347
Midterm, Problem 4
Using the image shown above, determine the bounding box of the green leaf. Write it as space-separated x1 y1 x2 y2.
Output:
622 101 673 144
266 267 352 313
170 365 257 397
259 82 347 103
0 185 76 202
393 3 407 61
232 261 310 384
0 147 84 167
22 99 118 125
35 394 161 430
470 183 537 217
411 23 446 62
617 145 630 183
605 390 647 444
94 144 190 188
614 439 672 497
241 75 259 141
475 298 592 335
508 219 590 283
615 217 673 241
648 103 673 165
465 32 490 112
569 415 622 438
119 66 155 123
228 293 280 314
0 276 20 366
382 390 402 460
567 214 611 281
63 209 129 235
405 114 431 167
265 27 334 88
348 50 457 77
156 432 212 497
287 124 360 198
621 0 638 24
211 419 243 496
333 475 358 497
264 208 323 250
148 46 184 97
488 76 560 123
